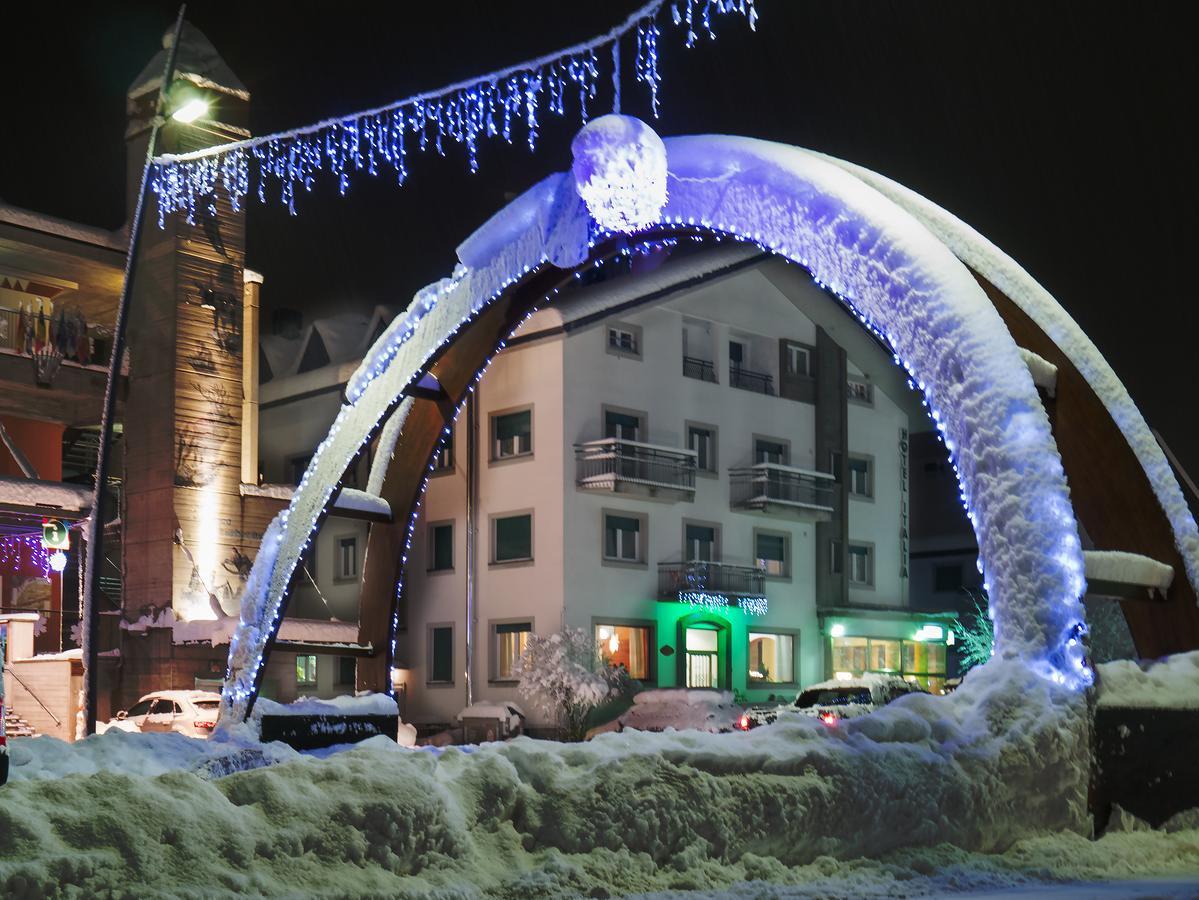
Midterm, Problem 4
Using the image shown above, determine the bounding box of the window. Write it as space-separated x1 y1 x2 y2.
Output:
687 424 717 474
492 409 532 460
493 622 532 681
685 523 717 562
748 632 795 684
829 540 843 575
755 438 788 466
429 522 454 571
433 428 454 472
596 623 652 680
429 625 454 684
290 453 313 487
604 409 643 442
337 536 358 580
296 654 317 687
338 656 356 686
150 699 182 716
784 343 811 377
755 531 788 578
126 699 153 718
935 564 964 593
604 513 642 563
848 544 873 586
848 456 873 498
847 377 874 405
607 323 640 357
902 640 948 694
494 513 533 563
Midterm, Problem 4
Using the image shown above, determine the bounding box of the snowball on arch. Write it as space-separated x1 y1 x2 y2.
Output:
571 114 668 233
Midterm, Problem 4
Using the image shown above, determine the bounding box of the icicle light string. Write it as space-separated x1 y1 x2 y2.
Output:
150 0 757 225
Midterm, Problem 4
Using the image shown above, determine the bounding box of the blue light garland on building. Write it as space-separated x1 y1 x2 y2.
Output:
150 1 758 226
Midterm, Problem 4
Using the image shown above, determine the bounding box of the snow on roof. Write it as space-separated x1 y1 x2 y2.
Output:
127 22 248 101
0 200 127 252
259 333 302 382
1084 550 1175 593
0 475 92 512
137 689 221 703
1096 650 1199 709
255 692 398 718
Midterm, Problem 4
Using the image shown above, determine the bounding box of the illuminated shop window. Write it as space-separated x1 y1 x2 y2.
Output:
596 623 651 680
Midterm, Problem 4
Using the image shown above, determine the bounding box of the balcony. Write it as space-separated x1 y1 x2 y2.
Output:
729 462 835 520
574 438 697 501
658 560 766 602
682 355 717 383
729 364 774 395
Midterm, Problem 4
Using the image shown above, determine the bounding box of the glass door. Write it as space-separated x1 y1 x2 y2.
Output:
685 627 720 688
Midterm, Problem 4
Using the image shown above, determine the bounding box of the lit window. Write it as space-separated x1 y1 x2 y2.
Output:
748 632 794 684
848 544 873 585
296 654 317 687
494 622 532 681
429 523 454 571
337 536 358 580
492 410 532 459
429 626 453 684
596 624 651 680
604 514 642 562
848 456 873 498
755 532 788 577
688 425 716 473
494 514 532 563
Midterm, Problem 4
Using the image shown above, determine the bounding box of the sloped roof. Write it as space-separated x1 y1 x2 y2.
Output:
128 21 248 101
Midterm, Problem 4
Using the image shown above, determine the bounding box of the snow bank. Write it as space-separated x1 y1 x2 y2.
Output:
255 693 399 718
621 688 742 733
1096 650 1199 709
0 661 1102 896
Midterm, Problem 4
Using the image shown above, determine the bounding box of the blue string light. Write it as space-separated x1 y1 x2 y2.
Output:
150 0 757 226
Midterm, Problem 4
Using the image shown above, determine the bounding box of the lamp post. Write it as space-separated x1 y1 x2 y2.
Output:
81 5 188 737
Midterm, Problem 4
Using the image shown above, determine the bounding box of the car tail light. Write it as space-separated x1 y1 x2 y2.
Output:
820 712 838 726
195 720 215 730
737 714 750 731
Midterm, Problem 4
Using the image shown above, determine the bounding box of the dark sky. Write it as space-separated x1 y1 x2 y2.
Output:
2 2 1196 469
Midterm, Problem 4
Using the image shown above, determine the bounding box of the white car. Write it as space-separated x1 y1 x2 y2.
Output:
745 674 926 728
99 690 221 738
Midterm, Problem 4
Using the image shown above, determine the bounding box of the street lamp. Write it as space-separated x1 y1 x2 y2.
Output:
171 96 209 123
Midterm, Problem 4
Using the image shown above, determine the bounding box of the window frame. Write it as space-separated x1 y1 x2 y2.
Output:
296 653 318 688
681 518 722 564
605 320 643 360
847 542 875 588
427 623 456 686
334 534 359 583
489 618 534 684
685 421 719 476
848 453 875 501
491 510 535 566
847 376 875 406
427 520 455 573
752 434 791 466
746 628 799 687
489 405 534 464
782 340 813 378
601 404 647 443
753 527 791 580
601 508 648 568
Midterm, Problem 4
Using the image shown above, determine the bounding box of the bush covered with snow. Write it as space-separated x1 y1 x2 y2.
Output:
516 628 627 740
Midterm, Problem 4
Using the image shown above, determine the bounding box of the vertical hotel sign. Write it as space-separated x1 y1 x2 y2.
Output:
898 427 909 578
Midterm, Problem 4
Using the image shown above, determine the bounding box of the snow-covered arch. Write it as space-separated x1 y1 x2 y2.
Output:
217 128 1176 723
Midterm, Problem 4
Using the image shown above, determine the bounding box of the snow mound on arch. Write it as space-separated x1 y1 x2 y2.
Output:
0 661 1092 896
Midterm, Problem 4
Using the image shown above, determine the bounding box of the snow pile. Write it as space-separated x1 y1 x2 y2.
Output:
620 688 743 733
1084 549 1175 593
255 693 398 718
457 702 526 731
0 661 1103 896
1095 650 1199 709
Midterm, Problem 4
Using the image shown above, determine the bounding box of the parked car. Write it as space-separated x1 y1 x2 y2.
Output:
98 691 221 738
605 688 747 734
744 674 926 728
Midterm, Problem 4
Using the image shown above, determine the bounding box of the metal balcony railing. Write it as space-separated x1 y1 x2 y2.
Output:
729 462 836 513
682 355 717 383
575 439 697 496
658 560 766 599
729 364 774 395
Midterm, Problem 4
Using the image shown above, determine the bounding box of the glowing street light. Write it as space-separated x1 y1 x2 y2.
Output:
171 96 209 123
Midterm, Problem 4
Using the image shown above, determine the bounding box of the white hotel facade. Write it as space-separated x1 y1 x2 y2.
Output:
397 243 954 729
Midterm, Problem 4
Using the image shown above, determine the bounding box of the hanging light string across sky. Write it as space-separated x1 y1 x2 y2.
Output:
150 0 758 226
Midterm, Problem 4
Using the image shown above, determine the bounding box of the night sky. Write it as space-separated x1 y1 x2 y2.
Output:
2 2 1195 469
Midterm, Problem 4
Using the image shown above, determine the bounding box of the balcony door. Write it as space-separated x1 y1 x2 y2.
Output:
683 624 725 689
605 409 644 479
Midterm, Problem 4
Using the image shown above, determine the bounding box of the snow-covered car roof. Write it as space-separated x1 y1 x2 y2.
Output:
800 674 916 694
135 690 221 704
630 688 736 706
